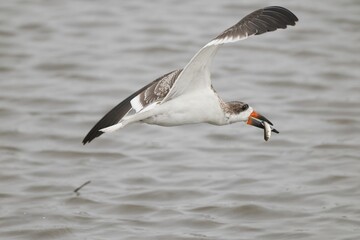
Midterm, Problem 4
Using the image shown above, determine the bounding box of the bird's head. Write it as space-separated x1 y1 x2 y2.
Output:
226 101 279 135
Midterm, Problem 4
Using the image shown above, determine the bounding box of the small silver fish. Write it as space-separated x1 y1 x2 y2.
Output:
263 121 272 141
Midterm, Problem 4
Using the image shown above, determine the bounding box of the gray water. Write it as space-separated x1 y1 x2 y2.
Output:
1 0 360 239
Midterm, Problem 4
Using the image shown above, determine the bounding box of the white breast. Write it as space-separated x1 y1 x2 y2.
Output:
143 89 227 126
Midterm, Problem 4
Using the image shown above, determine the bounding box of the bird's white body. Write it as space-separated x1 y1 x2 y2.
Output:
141 90 253 126
102 88 254 132
143 90 224 126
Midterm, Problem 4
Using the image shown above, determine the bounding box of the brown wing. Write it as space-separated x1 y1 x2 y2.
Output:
82 69 182 144
212 6 298 44
130 69 182 112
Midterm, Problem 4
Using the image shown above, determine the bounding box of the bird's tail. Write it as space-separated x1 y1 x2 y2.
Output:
99 105 158 133
100 122 124 133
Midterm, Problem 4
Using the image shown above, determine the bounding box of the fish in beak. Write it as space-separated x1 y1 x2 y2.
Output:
247 111 279 141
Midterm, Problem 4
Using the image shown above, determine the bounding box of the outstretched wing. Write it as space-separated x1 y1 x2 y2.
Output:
82 69 182 144
163 6 298 101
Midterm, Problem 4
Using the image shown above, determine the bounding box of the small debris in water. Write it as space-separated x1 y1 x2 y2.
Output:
74 180 91 195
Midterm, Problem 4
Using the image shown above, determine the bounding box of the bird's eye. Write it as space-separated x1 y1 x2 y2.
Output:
242 104 249 111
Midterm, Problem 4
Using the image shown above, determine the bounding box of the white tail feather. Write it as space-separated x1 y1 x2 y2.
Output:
100 103 160 133
100 122 124 133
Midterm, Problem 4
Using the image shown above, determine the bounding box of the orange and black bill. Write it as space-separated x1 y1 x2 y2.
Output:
246 111 279 133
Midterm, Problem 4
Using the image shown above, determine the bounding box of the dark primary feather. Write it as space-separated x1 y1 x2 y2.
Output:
214 6 298 41
82 70 181 144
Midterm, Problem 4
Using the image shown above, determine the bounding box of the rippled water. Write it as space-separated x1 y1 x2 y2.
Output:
1 0 360 239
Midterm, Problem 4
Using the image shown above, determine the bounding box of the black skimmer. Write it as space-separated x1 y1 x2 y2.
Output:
83 6 298 145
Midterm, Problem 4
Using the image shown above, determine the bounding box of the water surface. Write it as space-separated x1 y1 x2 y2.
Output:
1 0 360 239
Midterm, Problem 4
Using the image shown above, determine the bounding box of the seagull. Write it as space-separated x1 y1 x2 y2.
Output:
83 6 298 145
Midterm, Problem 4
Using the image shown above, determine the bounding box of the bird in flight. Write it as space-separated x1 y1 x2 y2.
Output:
83 6 298 145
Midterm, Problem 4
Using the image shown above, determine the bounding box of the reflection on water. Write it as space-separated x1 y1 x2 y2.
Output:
0 0 359 239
